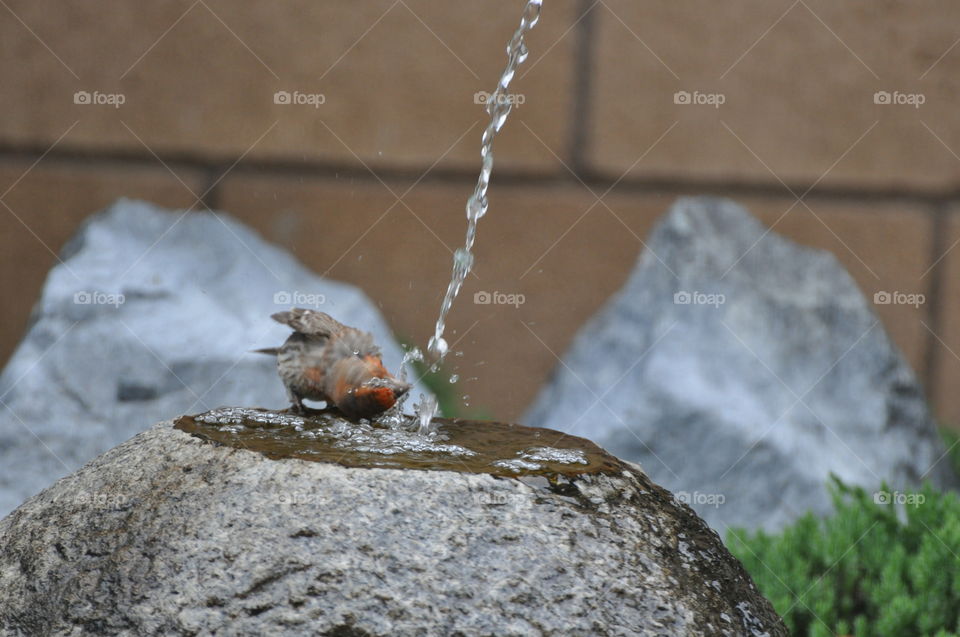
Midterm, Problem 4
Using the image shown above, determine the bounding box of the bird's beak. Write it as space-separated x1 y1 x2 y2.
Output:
363 377 411 398
390 380 412 397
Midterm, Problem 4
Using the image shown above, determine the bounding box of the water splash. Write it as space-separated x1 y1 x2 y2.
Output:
418 0 543 433
521 446 589 465
382 346 423 428
493 458 544 473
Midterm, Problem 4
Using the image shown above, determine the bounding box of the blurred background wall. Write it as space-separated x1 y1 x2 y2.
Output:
1 0 959 427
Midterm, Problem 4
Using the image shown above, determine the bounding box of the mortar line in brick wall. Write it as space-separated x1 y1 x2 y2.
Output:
199 165 225 210
567 170 960 206
568 0 598 176
1 145 960 207
923 202 950 405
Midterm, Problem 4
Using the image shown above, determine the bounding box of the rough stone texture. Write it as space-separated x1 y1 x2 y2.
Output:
746 198 935 380
525 196 958 532
0 199 426 518
0 418 787 636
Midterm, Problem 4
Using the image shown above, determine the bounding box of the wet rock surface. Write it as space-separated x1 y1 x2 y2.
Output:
0 412 786 636
0 199 426 518
173 407 615 478
525 196 958 532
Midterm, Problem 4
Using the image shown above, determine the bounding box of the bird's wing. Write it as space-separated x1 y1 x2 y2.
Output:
332 328 380 358
271 309 345 337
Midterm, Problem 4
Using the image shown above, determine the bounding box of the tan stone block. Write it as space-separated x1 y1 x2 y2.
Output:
589 0 960 189
0 0 579 171
0 159 206 367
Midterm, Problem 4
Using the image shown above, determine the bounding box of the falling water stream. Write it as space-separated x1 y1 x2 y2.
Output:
413 0 544 433
185 3 551 466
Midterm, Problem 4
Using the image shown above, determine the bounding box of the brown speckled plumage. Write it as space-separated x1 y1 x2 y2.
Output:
256 309 410 419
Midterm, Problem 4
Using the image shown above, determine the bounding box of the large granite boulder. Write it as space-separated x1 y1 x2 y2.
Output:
525 197 957 532
0 409 787 636
0 199 426 518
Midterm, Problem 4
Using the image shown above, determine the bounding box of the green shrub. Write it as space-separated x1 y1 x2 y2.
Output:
727 477 960 637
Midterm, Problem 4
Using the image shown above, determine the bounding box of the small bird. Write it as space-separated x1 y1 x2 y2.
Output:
254 309 411 420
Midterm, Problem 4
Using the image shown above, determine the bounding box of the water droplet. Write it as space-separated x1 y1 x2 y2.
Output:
517 42 529 64
454 248 474 272
449 374 459 383
428 336 448 358
415 394 439 434
403 346 424 364
466 194 487 220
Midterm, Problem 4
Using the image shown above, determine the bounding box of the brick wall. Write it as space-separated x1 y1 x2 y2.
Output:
2 1 959 426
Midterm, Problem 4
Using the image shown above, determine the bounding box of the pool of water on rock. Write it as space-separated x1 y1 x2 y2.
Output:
174 407 622 479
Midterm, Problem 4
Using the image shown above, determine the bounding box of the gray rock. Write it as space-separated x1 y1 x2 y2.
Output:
0 199 427 518
0 414 787 636
525 197 958 532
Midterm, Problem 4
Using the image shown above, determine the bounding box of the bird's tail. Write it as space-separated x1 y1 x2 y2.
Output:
251 347 281 356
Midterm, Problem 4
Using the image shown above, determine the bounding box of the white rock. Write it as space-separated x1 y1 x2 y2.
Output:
525 197 958 531
0 199 427 517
